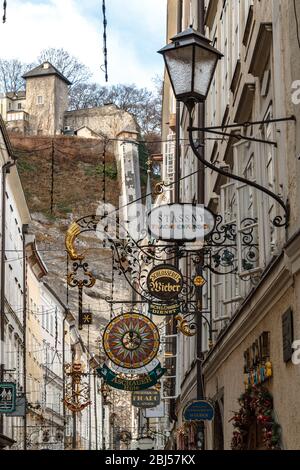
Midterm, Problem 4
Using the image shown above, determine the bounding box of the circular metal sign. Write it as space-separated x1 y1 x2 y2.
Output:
103 313 160 369
147 264 183 301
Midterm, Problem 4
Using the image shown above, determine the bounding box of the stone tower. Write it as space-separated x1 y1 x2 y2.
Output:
23 62 71 136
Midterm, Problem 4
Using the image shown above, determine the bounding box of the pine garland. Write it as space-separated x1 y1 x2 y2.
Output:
230 385 281 450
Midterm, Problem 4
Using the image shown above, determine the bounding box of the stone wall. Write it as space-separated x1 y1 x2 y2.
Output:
64 104 137 139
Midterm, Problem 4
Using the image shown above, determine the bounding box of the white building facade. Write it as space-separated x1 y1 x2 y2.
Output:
161 0 300 450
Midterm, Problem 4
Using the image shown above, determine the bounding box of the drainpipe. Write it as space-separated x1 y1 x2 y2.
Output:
62 308 69 449
22 224 29 450
195 0 206 451
0 159 16 436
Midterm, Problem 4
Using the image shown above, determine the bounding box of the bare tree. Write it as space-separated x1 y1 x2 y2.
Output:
69 83 109 110
69 82 162 136
0 59 32 94
37 48 91 87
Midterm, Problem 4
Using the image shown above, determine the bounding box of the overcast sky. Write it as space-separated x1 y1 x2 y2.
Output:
0 0 167 89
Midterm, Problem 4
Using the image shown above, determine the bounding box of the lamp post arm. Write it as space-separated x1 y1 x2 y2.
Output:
202 128 277 147
190 115 296 132
188 110 289 228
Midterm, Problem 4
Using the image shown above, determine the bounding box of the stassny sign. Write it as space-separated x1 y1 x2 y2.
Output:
148 203 216 242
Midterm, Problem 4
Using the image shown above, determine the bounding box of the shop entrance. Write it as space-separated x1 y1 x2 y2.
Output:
213 401 224 450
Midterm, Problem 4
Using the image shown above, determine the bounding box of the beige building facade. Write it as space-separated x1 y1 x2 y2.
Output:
161 0 300 450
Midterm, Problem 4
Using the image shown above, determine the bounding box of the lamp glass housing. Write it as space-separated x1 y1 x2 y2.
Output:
159 28 223 103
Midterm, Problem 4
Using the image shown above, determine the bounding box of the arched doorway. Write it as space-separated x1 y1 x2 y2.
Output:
213 401 224 450
246 417 266 450
230 385 281 450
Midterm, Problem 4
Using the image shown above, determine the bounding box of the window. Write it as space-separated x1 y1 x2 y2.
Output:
37 96 44 105
259 111 280 260
42 305 45 329
50 314 54 336
17 103 22 110
164 132 175 185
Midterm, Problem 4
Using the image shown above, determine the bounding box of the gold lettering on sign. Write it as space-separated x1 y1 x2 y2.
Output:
150 269 181 282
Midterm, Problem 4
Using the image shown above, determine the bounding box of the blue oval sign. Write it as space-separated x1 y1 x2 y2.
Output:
183 400 214 422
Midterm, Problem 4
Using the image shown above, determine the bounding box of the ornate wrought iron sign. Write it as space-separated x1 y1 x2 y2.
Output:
103 313 160 369
148 203 216 242
64 362 91 413
67 260 96 330
97 363 166 391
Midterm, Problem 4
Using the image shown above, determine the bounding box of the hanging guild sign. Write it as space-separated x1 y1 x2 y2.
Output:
148 203 216 242
147 264 183 316
80 311 93 326
0 383 17 414
132 389 161 408
103 313 160 369
147 265 183 301
97 363 166 391
183 400 215 422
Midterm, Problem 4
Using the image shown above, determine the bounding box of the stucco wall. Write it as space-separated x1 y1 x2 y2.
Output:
54 76 69 134
25 76 57 135
204 261 300 450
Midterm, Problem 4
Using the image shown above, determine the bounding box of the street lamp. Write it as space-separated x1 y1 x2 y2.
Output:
158 27 223 452
158 27 223 108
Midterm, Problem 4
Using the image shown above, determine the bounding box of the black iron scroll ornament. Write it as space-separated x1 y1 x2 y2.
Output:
187 107 294 228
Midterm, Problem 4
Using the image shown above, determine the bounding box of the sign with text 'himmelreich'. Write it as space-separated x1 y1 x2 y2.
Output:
0 382 17 413
183 400 215 422
148 203 216 242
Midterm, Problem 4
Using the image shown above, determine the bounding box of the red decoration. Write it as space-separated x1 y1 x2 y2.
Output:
230 385 281 450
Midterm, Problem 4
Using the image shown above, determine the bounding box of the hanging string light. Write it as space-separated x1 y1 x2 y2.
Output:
110 248 114 320
3 0 7 23
101 0 108 82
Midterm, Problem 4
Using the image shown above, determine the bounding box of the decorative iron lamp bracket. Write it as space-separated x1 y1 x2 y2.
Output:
187 109 295 228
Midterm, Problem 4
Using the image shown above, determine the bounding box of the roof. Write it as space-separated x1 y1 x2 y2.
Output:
42 281 68 311
0 114 15 159
5 91 26 100
26 237 48 279
75 125 107 139
23 62 72 86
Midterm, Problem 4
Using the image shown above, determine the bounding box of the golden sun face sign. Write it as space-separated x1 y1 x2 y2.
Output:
103 314 160 369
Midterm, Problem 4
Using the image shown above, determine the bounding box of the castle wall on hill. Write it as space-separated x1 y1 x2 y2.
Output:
64 105 137 139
